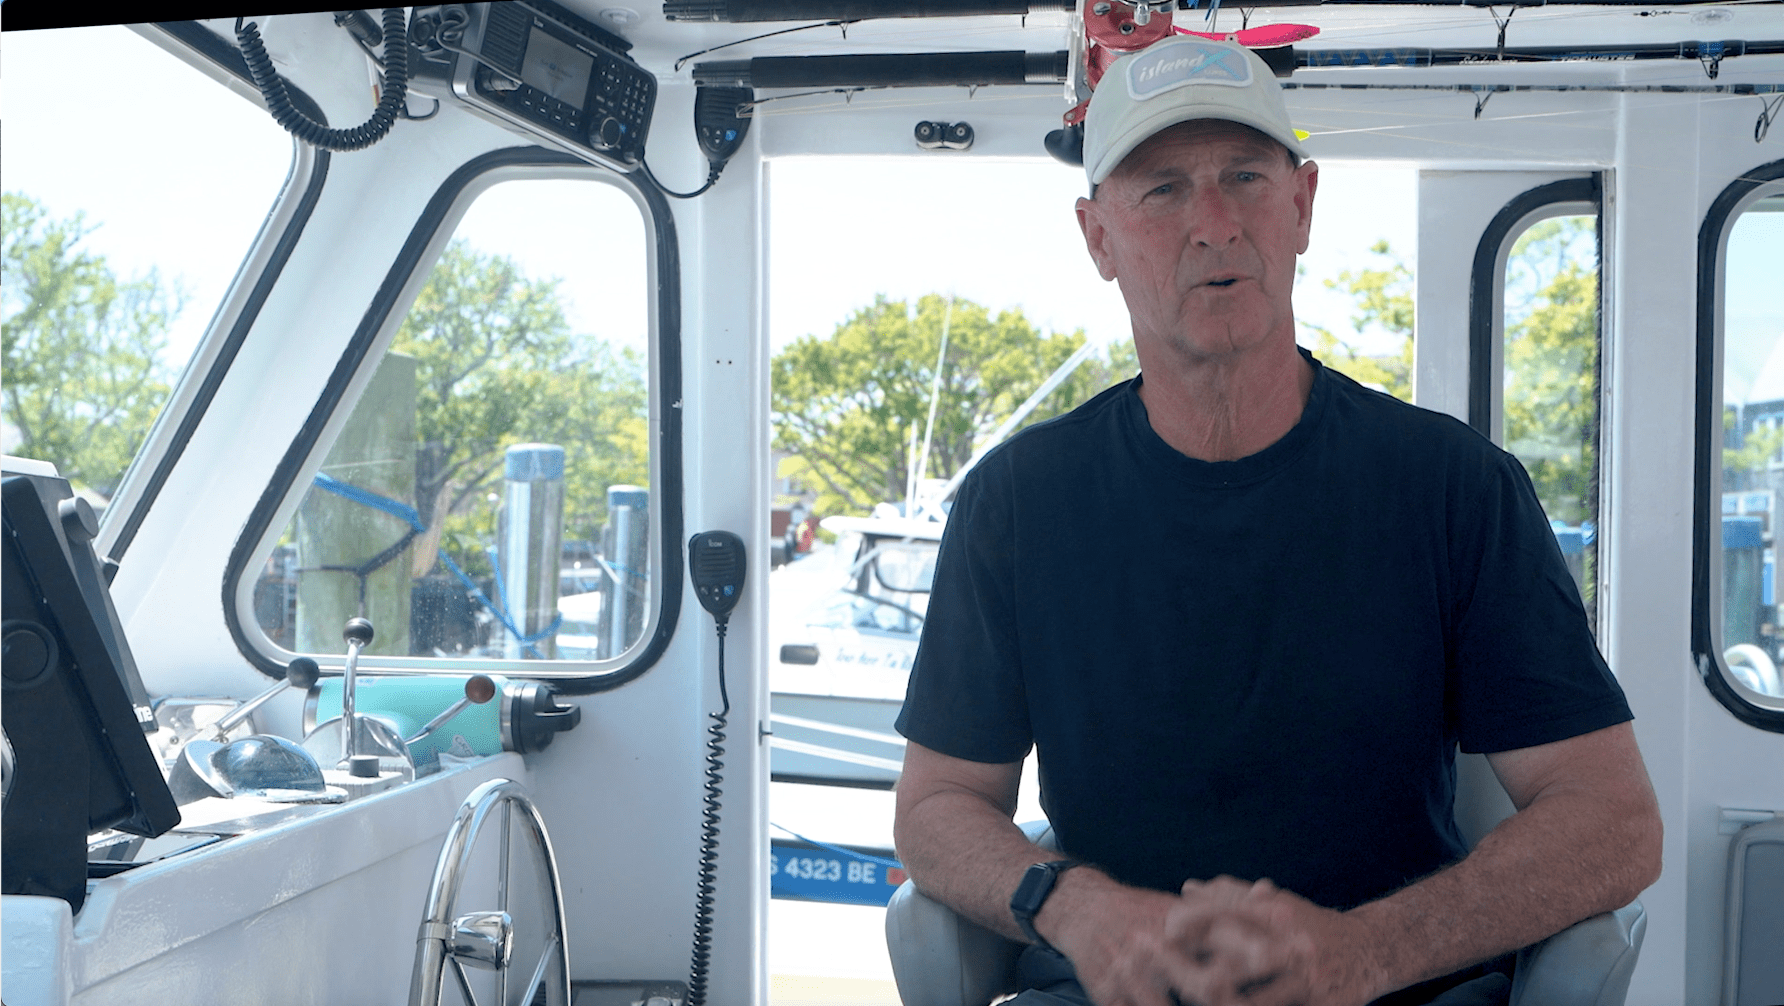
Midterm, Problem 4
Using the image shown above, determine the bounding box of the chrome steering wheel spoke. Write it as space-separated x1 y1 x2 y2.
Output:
410 779 571 1006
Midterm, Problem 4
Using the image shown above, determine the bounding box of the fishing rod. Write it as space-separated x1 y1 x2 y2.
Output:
664 0 1747 21
694 39 1784 87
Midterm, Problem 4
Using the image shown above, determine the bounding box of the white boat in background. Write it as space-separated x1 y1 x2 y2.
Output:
766 339 1095 787
768 509 943 788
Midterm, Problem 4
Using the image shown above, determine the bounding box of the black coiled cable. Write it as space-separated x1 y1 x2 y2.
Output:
236 9 410 152
688 620 730 1006
643 159 724 201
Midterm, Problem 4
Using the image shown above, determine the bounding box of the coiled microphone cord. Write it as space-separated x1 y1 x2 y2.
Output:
236 9 410 152
688 618 730 1006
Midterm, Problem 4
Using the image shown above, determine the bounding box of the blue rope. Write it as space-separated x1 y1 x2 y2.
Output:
487 544 563 654
311 473 566 657
608 561 648 582
770 822 903 870
312 471 425 532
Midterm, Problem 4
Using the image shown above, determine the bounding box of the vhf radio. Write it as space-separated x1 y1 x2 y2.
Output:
443 0 656 172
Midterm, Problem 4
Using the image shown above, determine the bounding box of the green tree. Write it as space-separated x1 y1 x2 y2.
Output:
1502 218 1598 524
772 295 1134 517
1722 408 1783 491
2 192 184 498
1301 239 1414 401
392 239 649 577
270 239 649 655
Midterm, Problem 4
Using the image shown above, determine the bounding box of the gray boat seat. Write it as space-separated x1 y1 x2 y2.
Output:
884 821 1647 1006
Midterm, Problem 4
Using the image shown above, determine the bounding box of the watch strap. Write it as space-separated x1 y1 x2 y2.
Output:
1010 859 1083 953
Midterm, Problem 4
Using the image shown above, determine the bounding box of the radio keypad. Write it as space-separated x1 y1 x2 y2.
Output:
475 21 655 164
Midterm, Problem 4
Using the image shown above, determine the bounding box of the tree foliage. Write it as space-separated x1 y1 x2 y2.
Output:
2 192 184 498
1306 227 1601 526
1502 218 1598 524
1722 410 1783 490
772 295 1135 517
1301 239 1414 402
391 239 649 577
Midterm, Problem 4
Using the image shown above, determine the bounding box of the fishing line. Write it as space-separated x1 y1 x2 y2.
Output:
676 20 862 71
1758 94 1784 143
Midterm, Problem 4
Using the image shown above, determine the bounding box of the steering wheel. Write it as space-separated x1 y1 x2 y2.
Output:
409 778 572 1006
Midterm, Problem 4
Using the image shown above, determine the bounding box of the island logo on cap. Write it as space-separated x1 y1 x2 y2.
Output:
1126 39 1252 100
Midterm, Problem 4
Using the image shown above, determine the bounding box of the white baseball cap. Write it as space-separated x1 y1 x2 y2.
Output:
1083 36 1308 191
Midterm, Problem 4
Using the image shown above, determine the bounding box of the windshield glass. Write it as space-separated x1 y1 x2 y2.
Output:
2 26 295 512
249 177 654 665
870 540 938 594
1718 192 1784 699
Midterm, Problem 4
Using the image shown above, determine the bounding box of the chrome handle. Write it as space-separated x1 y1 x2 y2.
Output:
404 676 497 746
213 657 320 738
341 618 376 776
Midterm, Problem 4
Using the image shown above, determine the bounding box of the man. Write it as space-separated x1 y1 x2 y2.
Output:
891 36 1661 1006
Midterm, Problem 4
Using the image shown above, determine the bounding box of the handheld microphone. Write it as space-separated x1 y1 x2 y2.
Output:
688 530 747 625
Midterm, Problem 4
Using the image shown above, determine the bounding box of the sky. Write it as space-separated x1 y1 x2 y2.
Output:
766 155 1417 357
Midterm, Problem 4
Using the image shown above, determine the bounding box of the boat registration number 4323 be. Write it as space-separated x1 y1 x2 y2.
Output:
769 838 906 907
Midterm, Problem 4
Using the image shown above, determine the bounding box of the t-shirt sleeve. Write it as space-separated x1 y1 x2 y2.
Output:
894 463 1034 764
1448 449 1632 754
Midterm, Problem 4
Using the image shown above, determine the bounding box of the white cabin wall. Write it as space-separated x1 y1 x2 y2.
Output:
754 87 1077 159
614 72 774 1002
1605 90 1703 1006
1607 88 1784 1005
1679 95 1781 1006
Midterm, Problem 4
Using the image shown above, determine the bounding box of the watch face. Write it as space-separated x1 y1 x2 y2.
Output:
1013 860 1076 916
1012 860 1078 952
1013 863 1055 914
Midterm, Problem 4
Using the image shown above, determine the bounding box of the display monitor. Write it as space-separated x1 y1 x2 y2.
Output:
2 460 180 911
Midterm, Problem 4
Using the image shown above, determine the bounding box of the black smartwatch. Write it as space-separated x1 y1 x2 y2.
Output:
1010 859 1083 953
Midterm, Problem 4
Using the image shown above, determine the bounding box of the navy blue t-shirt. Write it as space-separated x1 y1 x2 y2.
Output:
896 352 1631 910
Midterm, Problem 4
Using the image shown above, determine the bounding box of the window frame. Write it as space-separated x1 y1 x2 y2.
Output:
1467 175 1607 632
100 139 319 563
221 147 684 695
1467 176 1603 441
28 20 327 564
1692 158 1784 732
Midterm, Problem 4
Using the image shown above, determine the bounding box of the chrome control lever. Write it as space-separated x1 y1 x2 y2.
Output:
341 617 376 777
404 675 498 746
212 657 320 740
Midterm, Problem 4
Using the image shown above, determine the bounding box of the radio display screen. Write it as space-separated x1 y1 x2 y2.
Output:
522 27 593 107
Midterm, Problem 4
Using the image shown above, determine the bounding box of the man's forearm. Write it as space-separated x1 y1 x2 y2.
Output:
1346 744 1663 994
894 783 1059 941
896 771 1204 1006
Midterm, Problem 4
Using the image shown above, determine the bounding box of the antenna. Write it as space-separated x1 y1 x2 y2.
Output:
915 295 954 496
920 339 1099 519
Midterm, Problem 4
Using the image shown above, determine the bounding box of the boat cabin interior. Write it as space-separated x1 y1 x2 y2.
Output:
2 2 1782 1004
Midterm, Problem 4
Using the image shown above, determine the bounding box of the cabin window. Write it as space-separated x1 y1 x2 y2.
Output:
1713 187 1784 709
1 25 295 523
248 176 655 668
1498 213 1601 621
1294 167 1418 402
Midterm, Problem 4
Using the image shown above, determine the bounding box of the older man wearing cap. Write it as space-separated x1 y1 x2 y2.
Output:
891 36 1661 1006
